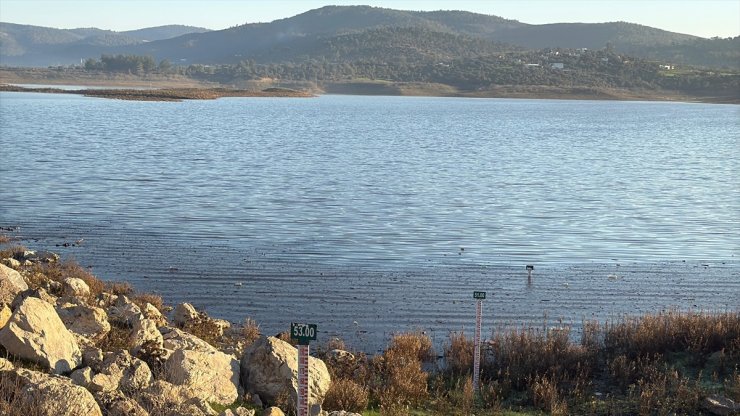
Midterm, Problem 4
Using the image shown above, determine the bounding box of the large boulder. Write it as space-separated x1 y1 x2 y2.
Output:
4 368 102 416
163 347 240 405
240 336 331 416
0 296 81 373
0 263 28 304
57 303 111 343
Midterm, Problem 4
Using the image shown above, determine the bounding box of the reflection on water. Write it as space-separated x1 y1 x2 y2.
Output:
1 93 738 351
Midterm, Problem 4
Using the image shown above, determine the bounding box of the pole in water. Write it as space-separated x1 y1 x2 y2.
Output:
526 265 534 284
472 291 486 392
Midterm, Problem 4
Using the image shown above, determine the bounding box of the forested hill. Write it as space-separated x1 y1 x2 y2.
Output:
1 5 737 69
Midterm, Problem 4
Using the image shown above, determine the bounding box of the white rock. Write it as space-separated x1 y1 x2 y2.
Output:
263 407 285 416
163 347 240 405
240 336 331 416
173 302 199 326
0 357 14 371
0 303 11 329
1 258 21 268
129 317 164 355
89 350 153 393
63 277 91 299
57 303 111 343
0 263 28 304
8 368 102 416
143 302 166 325
70 366 93 387
0 296 82 373
220 408 256 416
107 295 143 325
161 326 214 352
93 391 149 416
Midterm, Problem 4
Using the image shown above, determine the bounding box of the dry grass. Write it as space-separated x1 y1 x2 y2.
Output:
104 281 134 296
484 325 595 390
0 245 26 263
96 321 132 353
601 310 740 358
323 377 369 413
241 317 261 347
444 331 473 375
0 235 11 245
387 331 435 363
132 292 164 312
375 332 431 410
26 258 105 301
530 374 568 415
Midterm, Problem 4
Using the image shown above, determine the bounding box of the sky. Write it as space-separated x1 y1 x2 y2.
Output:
1 0 738 38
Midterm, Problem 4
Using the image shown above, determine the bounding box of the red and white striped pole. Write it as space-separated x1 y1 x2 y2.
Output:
473 291 486 392
297 344 309 416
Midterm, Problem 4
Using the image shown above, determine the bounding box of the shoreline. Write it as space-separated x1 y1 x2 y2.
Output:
1 69 737 104
2 227 737 355
0 84 313 101
1 235 738 415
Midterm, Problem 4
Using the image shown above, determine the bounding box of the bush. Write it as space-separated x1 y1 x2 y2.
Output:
241 318 261 346
444 331 473 375
323 378 369 413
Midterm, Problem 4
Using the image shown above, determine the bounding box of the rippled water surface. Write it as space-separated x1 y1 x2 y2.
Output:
1 92 738 351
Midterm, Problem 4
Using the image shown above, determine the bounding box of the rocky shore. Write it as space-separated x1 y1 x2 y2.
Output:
0 249 338 416
1 244 738 416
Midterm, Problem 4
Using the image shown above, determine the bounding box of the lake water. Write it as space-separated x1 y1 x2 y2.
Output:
1 92 738 352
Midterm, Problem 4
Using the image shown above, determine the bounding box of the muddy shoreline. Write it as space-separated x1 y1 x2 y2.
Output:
0 84 313 101
3 228 737 354
2 68 737 104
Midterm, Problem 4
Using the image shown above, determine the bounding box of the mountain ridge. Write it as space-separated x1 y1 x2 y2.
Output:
1 6 736 69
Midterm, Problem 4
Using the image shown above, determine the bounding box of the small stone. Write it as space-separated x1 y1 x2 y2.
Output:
0 303 11 329
173 302 199 327
0 357 14 371
1 258 21 269
0 263 28 304
63 277 91 299
702 394 739 416
263 407 285 416
70 367 93 387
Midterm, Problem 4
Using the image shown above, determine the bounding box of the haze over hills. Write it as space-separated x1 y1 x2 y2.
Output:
0 23 210 66
0 5 737 69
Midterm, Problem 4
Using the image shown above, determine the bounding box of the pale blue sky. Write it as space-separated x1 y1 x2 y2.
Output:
1 0 738 38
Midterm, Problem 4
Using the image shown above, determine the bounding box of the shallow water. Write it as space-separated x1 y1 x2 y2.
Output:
1 93 738 351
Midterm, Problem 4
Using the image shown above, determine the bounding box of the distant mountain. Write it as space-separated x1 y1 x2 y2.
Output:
1 6 735 68
121 25 211 42
0 23 209 66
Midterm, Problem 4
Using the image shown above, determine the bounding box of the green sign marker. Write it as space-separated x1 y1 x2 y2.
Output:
473 291 486 299
290 323 317 345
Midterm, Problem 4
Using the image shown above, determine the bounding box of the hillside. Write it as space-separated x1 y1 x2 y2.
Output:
0 22 209 66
